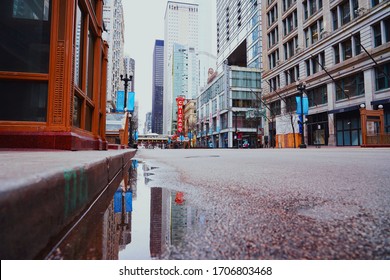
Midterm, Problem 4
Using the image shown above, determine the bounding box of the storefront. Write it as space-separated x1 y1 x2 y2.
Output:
307 112 329 146
335 109 362 146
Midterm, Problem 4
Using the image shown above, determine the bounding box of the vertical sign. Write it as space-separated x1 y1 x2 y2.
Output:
127 92 135 112
176 96 185 134
116 91 124 112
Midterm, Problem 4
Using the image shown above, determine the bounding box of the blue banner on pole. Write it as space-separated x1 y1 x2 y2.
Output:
296 96 309 115
114 188 122 213
125 191 132 212
117 91 125 112
127 92 135 112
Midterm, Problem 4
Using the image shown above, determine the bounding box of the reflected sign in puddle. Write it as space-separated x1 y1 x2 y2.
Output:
45 160 203 260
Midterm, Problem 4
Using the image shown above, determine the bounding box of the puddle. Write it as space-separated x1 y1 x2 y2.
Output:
44 160 203 260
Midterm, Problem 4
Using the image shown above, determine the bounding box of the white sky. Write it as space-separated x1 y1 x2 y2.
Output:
122 0 214 132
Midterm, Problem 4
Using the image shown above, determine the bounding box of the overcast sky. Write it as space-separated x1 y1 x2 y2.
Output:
122 0 215 132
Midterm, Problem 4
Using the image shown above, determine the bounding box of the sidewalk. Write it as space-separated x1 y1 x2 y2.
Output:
0 149 137 259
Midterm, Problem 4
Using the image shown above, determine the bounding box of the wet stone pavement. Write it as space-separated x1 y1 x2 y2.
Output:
43 148 390 260
137 148 390 260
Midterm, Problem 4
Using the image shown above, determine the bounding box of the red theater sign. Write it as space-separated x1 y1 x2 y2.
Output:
176 96 185 134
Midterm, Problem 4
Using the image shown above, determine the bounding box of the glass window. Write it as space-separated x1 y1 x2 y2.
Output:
336 73 365 100
74 5 84 88
373 22 382 47
340 1 350 25
332 8 338 31
342 39 352 60
73 95 82 128
354 33 361 55
375 63 390 91
0 80 48 122
85 105 93 132
334 44 340 64
0 0 52 73
86 29 95 99
385 18 390 43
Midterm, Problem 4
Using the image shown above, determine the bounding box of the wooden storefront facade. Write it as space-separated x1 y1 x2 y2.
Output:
0 0 108 150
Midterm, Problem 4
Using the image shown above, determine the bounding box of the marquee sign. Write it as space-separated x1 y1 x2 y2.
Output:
176 96 185 134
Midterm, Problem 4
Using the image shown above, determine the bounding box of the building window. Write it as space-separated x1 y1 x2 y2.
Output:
1 0 52 73
267 4 278 27
332 0 359 31
307 85 327 107
285 94 298 113
341 39 352 60
284 64 299 85
333 33 361 64
283 9 297 36
268 27 279 48
372 0 384 7
284 36 298 60
268 49 279 69
336 112 361 146
269 75 280 91
0 0 52 122
304 18 323 47
75 5 85 88
335 73 365 100
306 51 324 76
372 18 390 47
334 44 340 64
270 100 281 116
283 0 295 12
375 62 390 91
303 0 322 20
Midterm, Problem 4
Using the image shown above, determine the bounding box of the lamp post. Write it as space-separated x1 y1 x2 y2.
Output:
233 111 239 148
120 74 133 147
296 81 307 148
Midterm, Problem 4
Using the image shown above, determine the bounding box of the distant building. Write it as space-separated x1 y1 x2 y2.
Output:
261 0 390 147
196 0 263 148
163 1 199 135
103 0 125 112
0 0 108 150
144 112 152 134
152 40 164 134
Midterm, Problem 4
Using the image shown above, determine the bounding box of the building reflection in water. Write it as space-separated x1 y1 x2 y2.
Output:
45 160 208 260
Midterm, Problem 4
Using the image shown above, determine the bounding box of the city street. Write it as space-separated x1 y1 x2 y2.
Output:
136 148 390 259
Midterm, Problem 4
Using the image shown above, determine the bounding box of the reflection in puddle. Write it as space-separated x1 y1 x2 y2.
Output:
44 160 204 260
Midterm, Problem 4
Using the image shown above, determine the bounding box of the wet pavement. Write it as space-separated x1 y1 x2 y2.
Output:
40 148 390 260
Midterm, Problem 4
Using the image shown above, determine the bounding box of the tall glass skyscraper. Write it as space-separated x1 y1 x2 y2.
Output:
163 1 199 135
152 40 164 134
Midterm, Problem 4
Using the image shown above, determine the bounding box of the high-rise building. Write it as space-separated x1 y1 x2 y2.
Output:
152 40 164 134
103 0 125 112
123 56 135 92
216 0 262 70
196 0 263 148
262 0 390 148
144 112 152 134
163 1 199 135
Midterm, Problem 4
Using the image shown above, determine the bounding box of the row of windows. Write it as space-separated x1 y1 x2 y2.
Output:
268 17 389 71
267 64 390 117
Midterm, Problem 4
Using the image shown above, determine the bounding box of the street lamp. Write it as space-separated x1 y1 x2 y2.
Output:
120 73 133 147
296 81 307 148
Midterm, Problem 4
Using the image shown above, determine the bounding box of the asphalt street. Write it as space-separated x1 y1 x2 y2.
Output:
136 148 390 259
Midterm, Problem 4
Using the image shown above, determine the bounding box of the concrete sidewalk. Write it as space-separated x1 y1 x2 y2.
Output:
0 149 137 259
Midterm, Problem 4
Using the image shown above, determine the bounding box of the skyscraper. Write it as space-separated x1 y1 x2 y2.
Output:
163 1 199 135
152 40 164 134
216 0 261 70
103 0 125 112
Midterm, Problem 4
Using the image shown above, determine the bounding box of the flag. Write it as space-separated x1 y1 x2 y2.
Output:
296 96 309 115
